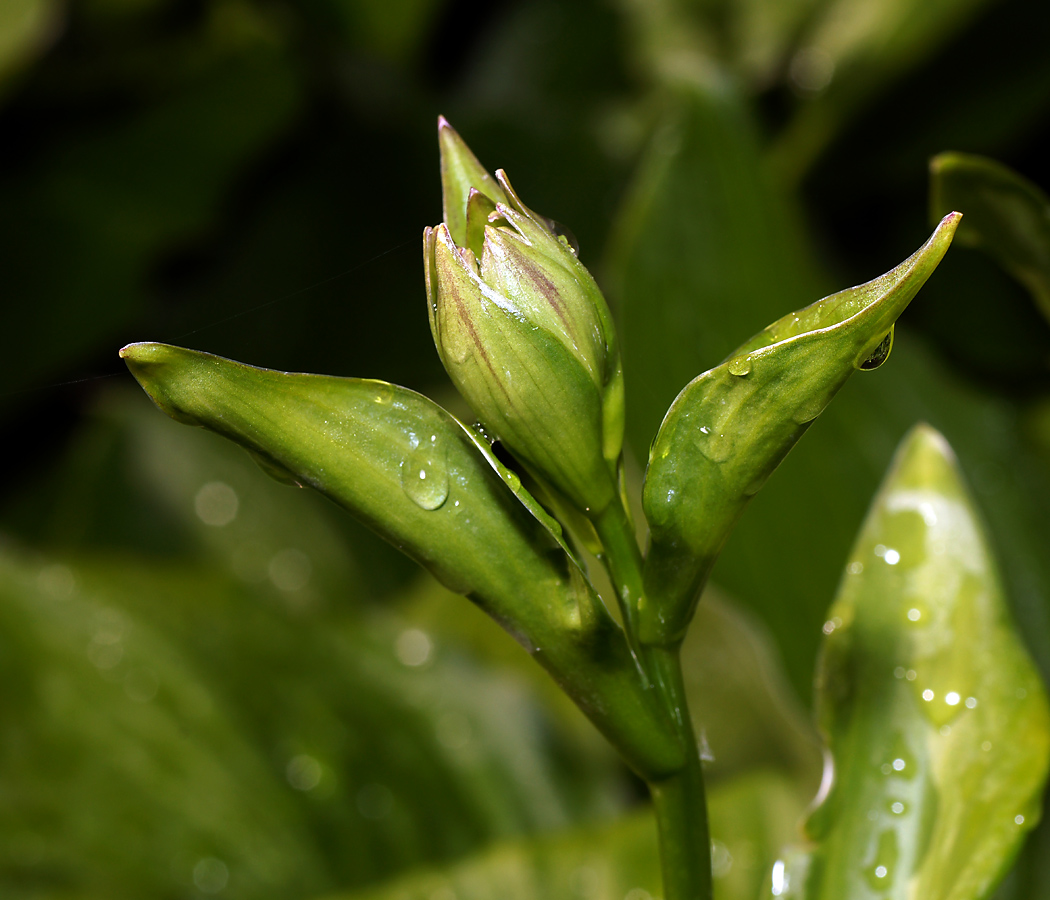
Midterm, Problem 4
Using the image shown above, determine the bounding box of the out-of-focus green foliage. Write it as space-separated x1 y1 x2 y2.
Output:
930 153 1050 327
776 425 1050 899
4 0 1050 896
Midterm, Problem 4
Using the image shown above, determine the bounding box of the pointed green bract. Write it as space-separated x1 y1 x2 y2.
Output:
930 152 1050 324
438 116 509 247
119 342 681 778
640 213 960 646
771 425 1050 900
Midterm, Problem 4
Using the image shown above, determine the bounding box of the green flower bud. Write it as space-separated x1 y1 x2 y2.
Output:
425 118 625 520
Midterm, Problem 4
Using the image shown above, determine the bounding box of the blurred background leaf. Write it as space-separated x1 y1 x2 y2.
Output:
3 0 1050 896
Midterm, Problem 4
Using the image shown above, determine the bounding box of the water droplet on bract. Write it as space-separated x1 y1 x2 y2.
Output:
863 829 899 891
372 382 395 405
858 328 894 370
791 399 825 425
885 733 917 780
552 220 580 256
401 440 450 510
889 800 907 816
727 355 752 376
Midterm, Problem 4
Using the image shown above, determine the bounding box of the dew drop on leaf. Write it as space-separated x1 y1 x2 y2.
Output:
401 437 450 510
727 355 753 376
857 327 894 370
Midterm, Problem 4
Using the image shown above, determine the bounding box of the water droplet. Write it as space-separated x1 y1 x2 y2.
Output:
771 860 787 896
193 857 229 894
791 398 825 425
395 628 432 667
945 691 961 706
965 696 978 709
401 439 450 510
710 840 733 878
372 382 395 405
858 328 894 370
286 754 323 791
906 669 917 681
727 355 752 376
922 689 935 702
890 800 906 815
1015 814 1026 825
863 829 899 891
195 481 238 527
552 220 580 256
884 548 900 565
885 733 917 780
907 608 921 622
894 666 906 679
982 741 992 752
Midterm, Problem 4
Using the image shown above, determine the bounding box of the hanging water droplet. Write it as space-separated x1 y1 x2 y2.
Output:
401 438 450 510
727 355 753 376
858 327 894 370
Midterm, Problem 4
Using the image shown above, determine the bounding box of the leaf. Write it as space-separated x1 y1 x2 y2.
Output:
774 425 1050 900
640 213 960 645
316 768 808 900
0 0 59 92
930 152 1050 326
120 342 681 778
770 0 995 181
0 544 631 898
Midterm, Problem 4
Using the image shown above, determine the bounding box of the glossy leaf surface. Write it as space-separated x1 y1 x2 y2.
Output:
774 425 1050 900
0 545 629 898
322 769 806 900
930 152 1050 324
120 343 679 777
640 214 960 645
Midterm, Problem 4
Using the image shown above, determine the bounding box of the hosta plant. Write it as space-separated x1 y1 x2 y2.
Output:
120 120 1050 900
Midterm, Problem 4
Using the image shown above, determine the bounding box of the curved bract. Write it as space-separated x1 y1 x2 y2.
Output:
771 425 1050 900
930 152 1050 324
119 342 681 778
640 213 961 646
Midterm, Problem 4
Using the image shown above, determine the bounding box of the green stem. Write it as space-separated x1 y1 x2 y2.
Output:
592 502 713 900
592 500 650 680
647 647 713 900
